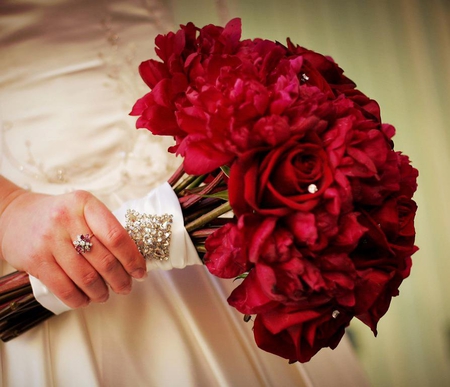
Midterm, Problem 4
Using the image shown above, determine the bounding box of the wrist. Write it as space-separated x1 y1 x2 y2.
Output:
0 176 28 218
0 177 29 261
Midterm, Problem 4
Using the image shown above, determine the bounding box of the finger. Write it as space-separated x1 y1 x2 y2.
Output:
56 238 110 303
79 235 133 296
63 203 132 298
32 258 90 309
83 198 147 280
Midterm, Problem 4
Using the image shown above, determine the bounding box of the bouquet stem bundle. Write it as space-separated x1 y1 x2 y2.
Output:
0 272 54 341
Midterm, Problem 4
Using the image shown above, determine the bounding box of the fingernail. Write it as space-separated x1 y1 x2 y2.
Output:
119 286 132 295
131 268 147 281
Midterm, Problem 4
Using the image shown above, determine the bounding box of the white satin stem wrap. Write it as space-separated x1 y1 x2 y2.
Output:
30 182 202 315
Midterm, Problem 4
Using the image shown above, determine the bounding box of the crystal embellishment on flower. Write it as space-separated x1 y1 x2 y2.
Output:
125 210 173 261
307 184 318 194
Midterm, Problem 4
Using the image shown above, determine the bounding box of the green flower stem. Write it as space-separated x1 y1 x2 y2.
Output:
173 174 201 194
182 171 225 210
187 174 207 189
183 199 223 224
185 201 232 233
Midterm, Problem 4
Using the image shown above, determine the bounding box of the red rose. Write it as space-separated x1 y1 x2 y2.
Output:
397 152 419 197
372 195 417 256
253 303 353 363
355 257 412 334
351 181 417 333
229 132 334 217
227 269 279 315
351 152 418 269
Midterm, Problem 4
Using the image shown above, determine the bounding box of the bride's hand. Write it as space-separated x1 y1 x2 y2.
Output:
0 179 146 309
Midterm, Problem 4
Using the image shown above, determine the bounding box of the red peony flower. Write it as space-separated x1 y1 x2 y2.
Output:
203 222 250 278
286 40 382 122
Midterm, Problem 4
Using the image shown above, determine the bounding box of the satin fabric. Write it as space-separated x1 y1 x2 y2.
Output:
0 1 370 386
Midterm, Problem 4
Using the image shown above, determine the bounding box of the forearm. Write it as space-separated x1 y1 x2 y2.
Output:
0 176 26 218
0 176 28 261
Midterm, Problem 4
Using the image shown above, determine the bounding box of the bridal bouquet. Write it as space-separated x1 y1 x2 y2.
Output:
0 18 418 364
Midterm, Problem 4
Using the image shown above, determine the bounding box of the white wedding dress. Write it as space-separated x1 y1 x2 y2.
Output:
0 1 370 386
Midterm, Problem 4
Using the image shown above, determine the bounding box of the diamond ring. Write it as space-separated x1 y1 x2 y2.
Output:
73 234 93 254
